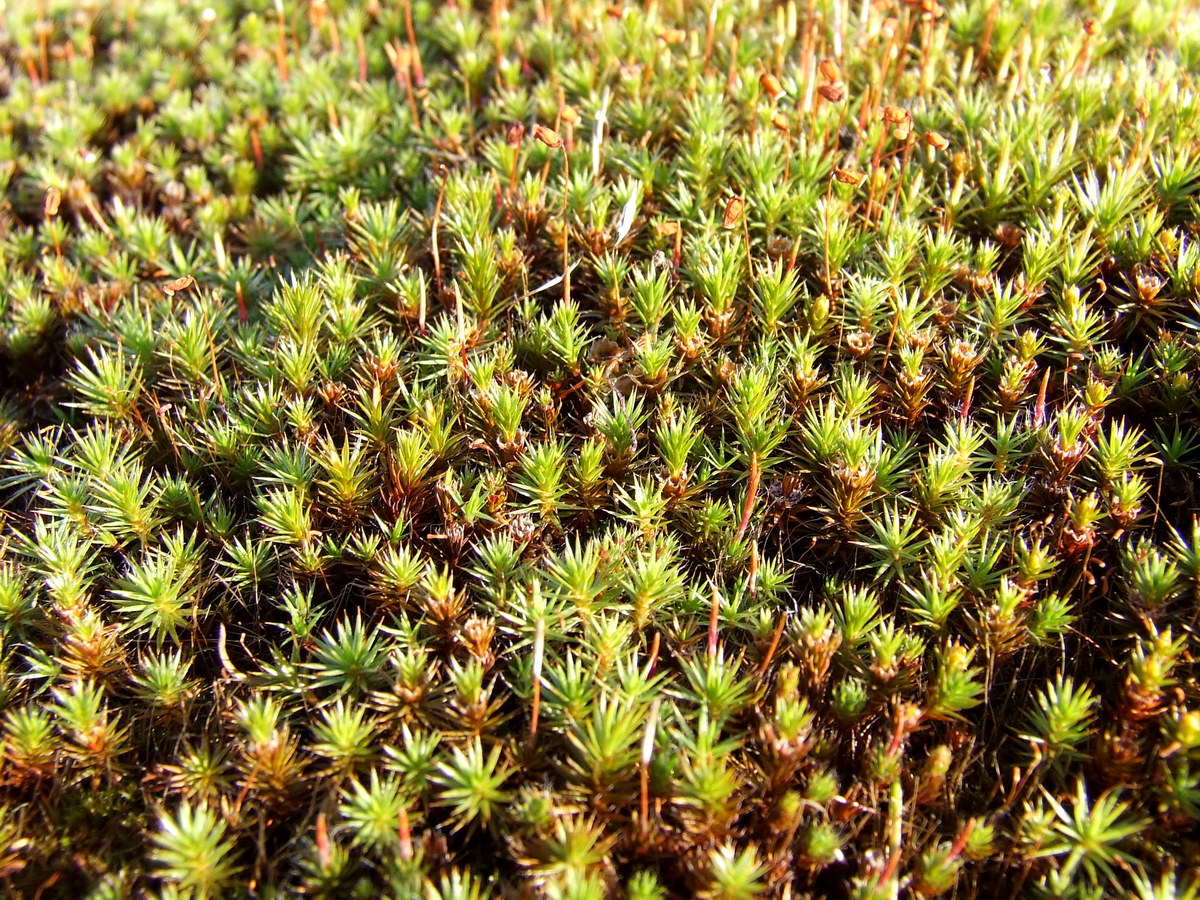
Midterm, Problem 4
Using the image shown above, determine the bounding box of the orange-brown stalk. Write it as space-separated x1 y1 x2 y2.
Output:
274 1 289 82
403 0 425 86
736 452 762 541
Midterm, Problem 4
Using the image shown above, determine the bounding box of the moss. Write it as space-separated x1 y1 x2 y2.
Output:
1 0 1200 896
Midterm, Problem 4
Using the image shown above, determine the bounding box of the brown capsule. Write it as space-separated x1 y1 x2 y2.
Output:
162 274 195 296
846 330 875 358
924 130 949 150
44 187 61 218
723 196 745 228
654 220 681 238
560 104 580 126
760 72 784 102
881 105 909 125
1083 18 1101 36
892 123 912 142
767 235 792 257
507 122 525 147
995 222 1022 248
770 111 790 133
588 338 622 364
833 167 866 186
1133 262 1164 303
817 82 846 103
532 124 563 148
818 58 841 83
660 28 686 45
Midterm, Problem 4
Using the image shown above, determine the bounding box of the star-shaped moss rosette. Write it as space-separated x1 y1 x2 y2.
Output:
0 0 1199 896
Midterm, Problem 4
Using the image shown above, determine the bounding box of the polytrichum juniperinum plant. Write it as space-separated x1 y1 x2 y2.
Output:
1 0 1200 897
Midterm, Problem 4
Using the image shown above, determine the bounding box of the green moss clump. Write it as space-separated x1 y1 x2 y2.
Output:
1 0 1200 896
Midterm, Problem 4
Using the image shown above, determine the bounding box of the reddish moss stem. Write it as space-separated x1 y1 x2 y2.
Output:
735 452 761 541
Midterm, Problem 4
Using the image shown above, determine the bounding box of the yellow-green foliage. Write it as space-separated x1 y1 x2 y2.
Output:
1 0 1199 896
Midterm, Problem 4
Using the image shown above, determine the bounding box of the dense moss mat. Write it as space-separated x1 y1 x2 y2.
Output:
1 0 1200 896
